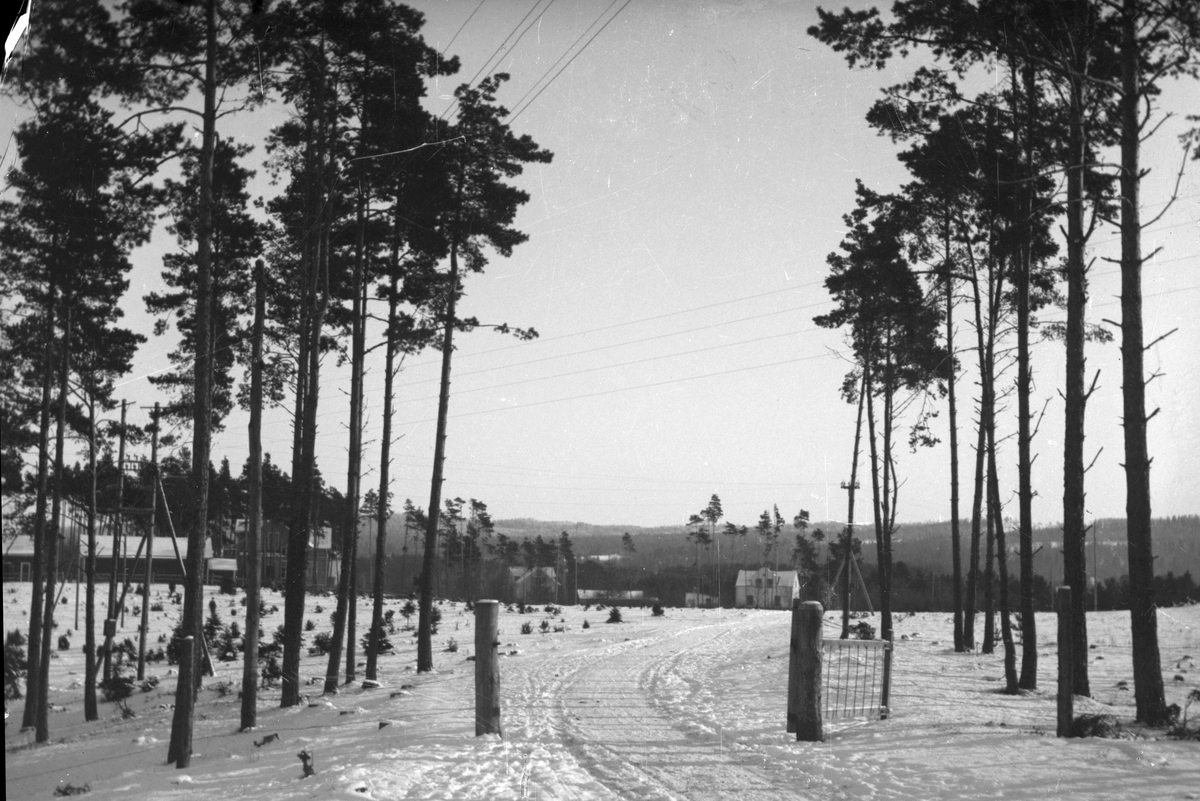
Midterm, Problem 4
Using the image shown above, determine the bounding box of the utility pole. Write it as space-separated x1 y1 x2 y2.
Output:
138 403 160 680
840 372 867 639
103 400 127 683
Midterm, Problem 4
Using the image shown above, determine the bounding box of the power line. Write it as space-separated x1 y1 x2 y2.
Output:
249 346 840 450
399 322 822 404
383 454 824 488
442 0 487 55
451 273 825 361
231 275 832 413
258 297 838 427
441 0 557 123
507 0 632 124
504 0 624 118
395 298 831 390
392 348 838 426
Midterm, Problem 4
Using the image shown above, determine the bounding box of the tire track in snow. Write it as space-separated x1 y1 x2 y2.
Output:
545 618 824 800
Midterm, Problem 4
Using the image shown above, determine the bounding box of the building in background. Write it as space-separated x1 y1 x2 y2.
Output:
734 568 801 609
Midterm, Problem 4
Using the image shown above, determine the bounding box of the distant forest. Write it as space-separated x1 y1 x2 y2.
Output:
360 514 1200 611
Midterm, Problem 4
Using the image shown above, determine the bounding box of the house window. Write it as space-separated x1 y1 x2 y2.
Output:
755 578 762 588
746 595 755 606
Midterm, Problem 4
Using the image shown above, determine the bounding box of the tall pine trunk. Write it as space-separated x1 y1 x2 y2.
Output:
38 301 70 743
326 190 367 692
84 394 98 722
944 238 964 653
987 382 1018 693
1119 0 1166 724
1061 76 1091 700
22 285 54 730
864 357 888 640
420 243 460 673
983 497 995 654
1016 64 1038 689
241 261 265 730
878 331 894 644
283 50 334 706
963 263 988 652
168 0 216 768
368 275 399 681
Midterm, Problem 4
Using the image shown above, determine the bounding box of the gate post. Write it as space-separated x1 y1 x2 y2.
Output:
788 600 824 741
474 600 501 737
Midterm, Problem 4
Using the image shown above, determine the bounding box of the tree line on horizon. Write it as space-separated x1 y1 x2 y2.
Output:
1 0 550 764
807 0 1199 728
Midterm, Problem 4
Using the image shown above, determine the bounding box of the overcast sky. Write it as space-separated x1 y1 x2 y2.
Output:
5 0 1198 530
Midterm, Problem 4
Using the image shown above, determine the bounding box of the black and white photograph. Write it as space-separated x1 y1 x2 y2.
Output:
3 0 1198 798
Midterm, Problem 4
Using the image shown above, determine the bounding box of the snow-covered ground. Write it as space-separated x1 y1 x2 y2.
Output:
5 583 1198 800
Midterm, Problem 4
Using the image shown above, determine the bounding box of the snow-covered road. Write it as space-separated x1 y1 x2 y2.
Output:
5 587 1199 800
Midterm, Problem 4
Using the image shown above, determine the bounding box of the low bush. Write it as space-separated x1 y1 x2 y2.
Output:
540 619 550 633
166 624 188 665
113 638 137 664
261 653 282 686
5 628 28 700
100 668 135 702
850 621 875 640
1168 690 1200 741
361 624 393 656
308 631 333 656
216 622 242 661
606 608 622 624
520 621 533 635
652 603 665 617
203 600 224 643
53 782 91 797
582 620 590 630
57 634 70 651
446 638 458 653
1070 714 1122 738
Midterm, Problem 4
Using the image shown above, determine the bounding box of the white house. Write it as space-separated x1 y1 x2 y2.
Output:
734 568 801 609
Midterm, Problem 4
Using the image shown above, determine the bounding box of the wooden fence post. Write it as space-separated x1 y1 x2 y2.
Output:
788 600 824 742
474 600 501 737
1057 586 1073 738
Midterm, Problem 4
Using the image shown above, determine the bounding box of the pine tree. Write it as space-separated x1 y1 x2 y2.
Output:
417 74 551 673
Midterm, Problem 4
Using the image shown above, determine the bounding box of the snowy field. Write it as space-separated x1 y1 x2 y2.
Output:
4 583 1198 800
